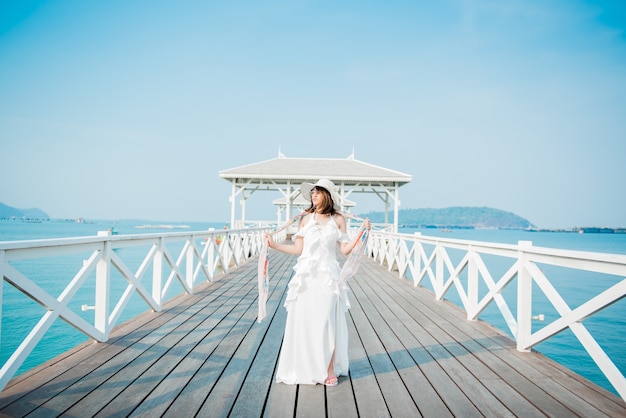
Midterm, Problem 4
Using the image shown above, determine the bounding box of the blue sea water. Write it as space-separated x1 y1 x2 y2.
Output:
1 219 625 397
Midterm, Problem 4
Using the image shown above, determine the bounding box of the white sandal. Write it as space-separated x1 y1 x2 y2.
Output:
324 375 338 387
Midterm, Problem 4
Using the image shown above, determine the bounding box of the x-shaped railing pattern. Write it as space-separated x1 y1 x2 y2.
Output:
2 227 624 399
368 231 626 401
0 227 270 392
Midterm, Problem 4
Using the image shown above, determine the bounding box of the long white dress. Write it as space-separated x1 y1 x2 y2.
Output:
275 214 351 385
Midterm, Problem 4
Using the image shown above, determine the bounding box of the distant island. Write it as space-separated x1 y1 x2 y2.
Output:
358 206 534 229
357 206 624 234
0 202 49 219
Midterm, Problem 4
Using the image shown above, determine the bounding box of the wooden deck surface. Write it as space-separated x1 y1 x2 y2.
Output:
1 250 625 417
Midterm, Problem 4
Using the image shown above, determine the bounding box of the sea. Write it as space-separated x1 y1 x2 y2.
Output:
1 218 625 397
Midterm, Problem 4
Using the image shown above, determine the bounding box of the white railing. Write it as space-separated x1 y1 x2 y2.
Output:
3 226 624 400
0 227 271 392
368 230 626 400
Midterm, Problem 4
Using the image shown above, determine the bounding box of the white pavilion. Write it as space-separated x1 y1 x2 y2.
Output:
219 151 412 232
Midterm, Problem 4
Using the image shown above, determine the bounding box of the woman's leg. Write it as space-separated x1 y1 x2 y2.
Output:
327 351 335 376
325 351 338 386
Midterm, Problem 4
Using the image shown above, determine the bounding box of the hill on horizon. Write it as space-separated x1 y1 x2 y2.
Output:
0 202 50 219
358 206 535 229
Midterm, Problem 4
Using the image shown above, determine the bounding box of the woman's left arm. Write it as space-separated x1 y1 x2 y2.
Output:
338 216 371 255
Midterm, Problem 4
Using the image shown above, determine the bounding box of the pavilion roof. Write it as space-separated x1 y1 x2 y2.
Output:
219 153 412 186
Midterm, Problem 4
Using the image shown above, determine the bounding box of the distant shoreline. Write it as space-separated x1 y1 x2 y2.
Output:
528 226 626 234
3 217 625 234
400 224 626 234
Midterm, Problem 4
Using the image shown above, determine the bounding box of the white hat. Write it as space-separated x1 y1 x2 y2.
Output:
300 178 342 211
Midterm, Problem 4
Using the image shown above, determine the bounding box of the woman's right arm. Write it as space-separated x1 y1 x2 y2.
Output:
268 235 304 255
265 215 307 255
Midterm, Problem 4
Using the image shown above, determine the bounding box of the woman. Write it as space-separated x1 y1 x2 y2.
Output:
265 178 370 387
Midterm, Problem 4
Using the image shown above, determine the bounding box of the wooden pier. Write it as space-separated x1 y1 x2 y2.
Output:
1 251 624 417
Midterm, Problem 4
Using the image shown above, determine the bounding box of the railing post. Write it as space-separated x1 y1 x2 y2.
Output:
387 237 396 271
95 233 111 340
186 239 194 292
435 242 444 300
380 235 388 267
234 232 242 265
467 245 478 321
207 238 216 278
397 235 406 278
413 233 422 287
516 240 533 352
153 238 164 307
206 229 215 276
221 237 230 274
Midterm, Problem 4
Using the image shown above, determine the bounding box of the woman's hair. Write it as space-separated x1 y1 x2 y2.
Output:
307 186 336 215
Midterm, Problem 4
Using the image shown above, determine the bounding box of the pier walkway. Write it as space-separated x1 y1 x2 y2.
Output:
1 252 624 417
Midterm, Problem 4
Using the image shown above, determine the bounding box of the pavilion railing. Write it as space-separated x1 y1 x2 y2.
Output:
367 230 626 401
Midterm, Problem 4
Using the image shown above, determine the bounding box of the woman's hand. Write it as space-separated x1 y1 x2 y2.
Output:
265 233 274 248
364 218 371 231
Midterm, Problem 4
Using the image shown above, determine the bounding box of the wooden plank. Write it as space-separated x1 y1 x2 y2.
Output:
261 254 300 418
1 273 226 392
229 268 292 417
127 299 252 416
362 264 613 417
326 376 359 418
158 251 293 417
0 278 220 410
259 254 298 417
194 258 294 417
295 384 326 418
0 275 242 417
159 279 260 416
344 311 390 418
97 270 261 417
532 357 626 417
363 269 560 416
1 255 624 418
348 275 453 418
354 268 516 418
260 270 300 415
414 316 576 416
348 281 420 417
63 266 258 417
351 268 487 418
127 257 293 418
263 373 296 418
193 295 269 416
400 280 599 416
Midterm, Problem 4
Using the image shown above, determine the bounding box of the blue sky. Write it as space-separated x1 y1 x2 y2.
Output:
1 0 625 228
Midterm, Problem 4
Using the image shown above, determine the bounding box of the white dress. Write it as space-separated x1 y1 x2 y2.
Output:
275 214 351 385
